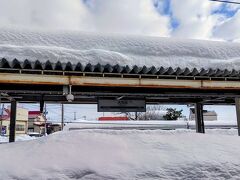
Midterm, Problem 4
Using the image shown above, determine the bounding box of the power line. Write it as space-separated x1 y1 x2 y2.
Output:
210 0 240 5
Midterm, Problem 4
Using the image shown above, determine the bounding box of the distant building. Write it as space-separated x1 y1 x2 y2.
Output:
28 111 46 134
46 122 61 134
189 108 217 121
0 107 28 136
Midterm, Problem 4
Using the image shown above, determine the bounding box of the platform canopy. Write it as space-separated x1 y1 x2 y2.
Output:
1 29 240 140
0 29 240 105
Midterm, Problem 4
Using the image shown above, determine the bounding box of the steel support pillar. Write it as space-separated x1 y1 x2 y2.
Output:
40 96 44 113
235 98 240 136
61 103 64 131
195 103 205 133
9 100 17 142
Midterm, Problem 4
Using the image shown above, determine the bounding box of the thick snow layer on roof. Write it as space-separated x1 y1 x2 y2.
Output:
0 129 240 179
1 29 240 70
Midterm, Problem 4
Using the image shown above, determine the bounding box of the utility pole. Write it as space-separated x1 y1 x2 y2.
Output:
61 103 64 130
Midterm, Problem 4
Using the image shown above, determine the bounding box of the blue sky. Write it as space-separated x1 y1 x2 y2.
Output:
154 0 180 29
154 0 240 31
155 0 239 21
212 3 239 17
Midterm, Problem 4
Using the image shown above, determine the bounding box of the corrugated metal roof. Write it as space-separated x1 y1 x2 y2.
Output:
0 58 239 78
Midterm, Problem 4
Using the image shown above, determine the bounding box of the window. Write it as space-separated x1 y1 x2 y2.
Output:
28 128 34 132
16 124 25 131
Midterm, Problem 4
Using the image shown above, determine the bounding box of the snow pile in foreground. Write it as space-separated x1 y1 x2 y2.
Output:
205 128 238 136
0 29 240 70
0 129 240 179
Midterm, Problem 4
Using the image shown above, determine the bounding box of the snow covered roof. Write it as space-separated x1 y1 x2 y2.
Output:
0 108 9 120
0 29 240 76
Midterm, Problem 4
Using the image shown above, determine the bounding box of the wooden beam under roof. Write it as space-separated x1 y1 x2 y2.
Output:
0 73 240 90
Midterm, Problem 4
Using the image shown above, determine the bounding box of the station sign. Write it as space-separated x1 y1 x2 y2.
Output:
98 99 146 112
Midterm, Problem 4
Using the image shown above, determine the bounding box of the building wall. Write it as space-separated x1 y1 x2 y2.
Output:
1 107 28 136
28 118 34 132
1 120 28 136
190 114 217 121
33 126 45 134
16 108 28 121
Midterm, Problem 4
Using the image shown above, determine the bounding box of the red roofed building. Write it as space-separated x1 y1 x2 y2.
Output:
98 116 129 121
28 111 47 134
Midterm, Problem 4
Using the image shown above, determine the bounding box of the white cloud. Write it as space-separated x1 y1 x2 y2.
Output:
0 0 171 36
87 0 171 36
214 10 240 41
169 0 240 41
170 0 223 39
0 0 92 31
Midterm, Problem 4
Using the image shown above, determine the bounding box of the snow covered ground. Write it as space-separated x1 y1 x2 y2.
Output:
0 129 240 179
64 120 237 131
0 134 36 143
1 29 240 70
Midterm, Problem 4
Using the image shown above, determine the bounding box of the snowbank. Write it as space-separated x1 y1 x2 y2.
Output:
64 120 237 131
64 120 188 131
0 129 240 179
1 29 240 70
0 135 36 143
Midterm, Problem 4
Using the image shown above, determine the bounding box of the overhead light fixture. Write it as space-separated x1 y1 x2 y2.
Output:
116 96 124 100
66 85 74 102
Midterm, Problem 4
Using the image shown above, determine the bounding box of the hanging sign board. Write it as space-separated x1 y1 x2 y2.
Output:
98 99 146 112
